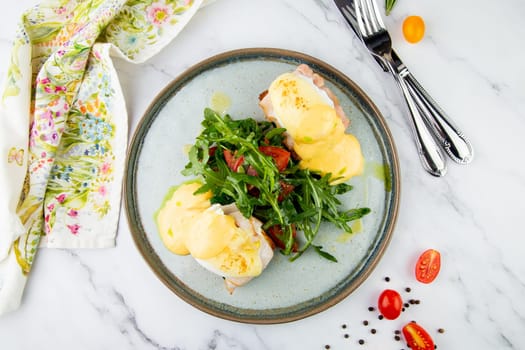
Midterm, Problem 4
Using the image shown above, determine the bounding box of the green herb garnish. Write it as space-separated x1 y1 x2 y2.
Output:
182 108 370 262
385 0 397 15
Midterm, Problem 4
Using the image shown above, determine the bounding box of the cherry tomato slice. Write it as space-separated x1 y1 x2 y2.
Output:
278 181 295 202
223 149 244 172
402 322 435 350
415 249 441 284
267 224 298 252
377 289 403 320
208 146 217 157
259 146 290 172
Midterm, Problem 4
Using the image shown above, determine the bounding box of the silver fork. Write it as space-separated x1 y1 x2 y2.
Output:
335 0 473 165
355 0 447 177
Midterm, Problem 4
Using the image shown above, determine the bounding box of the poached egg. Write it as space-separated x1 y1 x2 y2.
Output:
259 64 364 183
155 181 274 293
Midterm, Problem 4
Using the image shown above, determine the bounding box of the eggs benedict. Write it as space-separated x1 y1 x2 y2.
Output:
259 64 364 183
155 181 274 293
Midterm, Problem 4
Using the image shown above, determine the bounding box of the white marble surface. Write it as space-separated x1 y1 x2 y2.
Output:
1 0 525 349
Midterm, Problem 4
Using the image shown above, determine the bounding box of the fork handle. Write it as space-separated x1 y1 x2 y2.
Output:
401 70 474 164
385 61 447 177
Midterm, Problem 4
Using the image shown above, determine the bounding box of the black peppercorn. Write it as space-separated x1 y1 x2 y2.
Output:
358 339 365 345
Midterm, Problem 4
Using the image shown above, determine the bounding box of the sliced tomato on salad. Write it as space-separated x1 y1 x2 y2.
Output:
415 249 441 284
259 146 290 172
402 322 435 350
208 146 218 157
267 224 298 252
278 181 295 201
223 149 245 172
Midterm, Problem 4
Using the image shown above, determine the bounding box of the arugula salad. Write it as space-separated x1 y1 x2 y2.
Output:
181 108 370 262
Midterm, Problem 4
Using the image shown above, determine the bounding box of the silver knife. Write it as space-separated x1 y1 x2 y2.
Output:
334 0 473 164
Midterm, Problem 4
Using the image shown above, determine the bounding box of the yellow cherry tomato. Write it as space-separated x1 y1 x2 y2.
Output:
402 15 425 44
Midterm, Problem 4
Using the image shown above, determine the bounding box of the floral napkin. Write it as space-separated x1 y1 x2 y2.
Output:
0 0 205 315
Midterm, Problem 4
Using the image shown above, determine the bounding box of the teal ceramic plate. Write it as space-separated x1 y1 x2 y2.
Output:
125 48 400 324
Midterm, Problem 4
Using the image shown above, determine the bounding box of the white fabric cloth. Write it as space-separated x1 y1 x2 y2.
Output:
0 0 205 316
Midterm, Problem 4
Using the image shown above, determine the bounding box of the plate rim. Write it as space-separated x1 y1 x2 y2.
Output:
124 47 401 324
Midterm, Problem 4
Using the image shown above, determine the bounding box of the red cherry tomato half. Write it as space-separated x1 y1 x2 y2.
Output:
259 146 290 172
402 322 435 350
278 181 295 202
377 289 403 320
223 149 244 172
208 146 217 157
267 224 298 252
415 249 441 284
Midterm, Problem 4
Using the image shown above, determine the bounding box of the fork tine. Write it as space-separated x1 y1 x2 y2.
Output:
362 0 379 34
367 0 386 30
355 0 371 37
340 2 357 27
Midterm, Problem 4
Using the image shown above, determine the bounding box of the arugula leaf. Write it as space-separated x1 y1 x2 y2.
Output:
313 245 338 263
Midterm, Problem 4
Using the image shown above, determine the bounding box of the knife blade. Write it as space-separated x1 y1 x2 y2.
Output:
333 0 473 164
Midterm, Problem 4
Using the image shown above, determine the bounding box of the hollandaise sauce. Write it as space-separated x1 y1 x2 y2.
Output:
155 182 264 278
268 72 364 183
210 91 231 115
